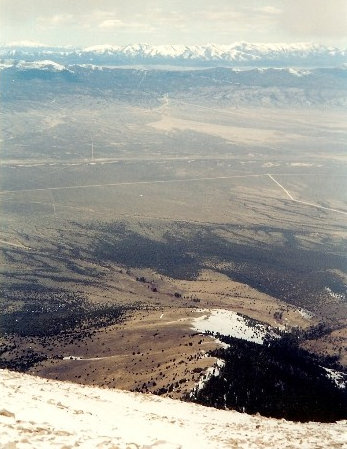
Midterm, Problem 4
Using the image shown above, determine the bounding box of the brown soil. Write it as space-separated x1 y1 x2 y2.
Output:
5 266 338 398
28 307 222 399
301 326 347 368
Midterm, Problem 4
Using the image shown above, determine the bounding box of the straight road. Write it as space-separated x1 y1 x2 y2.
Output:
267 174 347 216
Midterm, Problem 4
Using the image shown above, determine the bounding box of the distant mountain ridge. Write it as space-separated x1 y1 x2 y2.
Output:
1 60 346 108
1 42 346 67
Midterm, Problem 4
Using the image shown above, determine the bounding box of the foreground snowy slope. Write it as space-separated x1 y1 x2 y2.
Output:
0 370 346 449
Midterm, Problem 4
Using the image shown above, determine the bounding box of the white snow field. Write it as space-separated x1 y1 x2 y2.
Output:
1 370 346 449
192 309 279 344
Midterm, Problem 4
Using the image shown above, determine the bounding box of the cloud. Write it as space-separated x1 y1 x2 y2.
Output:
280 0 347 40
197 10 244 22
1 0 346 46
255 6 281 16
99 19 123 29
37 14 74 29
98 18 155 32
194 4 281 37
5 40 49 47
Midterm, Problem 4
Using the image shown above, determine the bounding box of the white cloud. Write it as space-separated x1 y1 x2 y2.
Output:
1 0 346 47
97 15 155 32
193 5 280 36
99 19 123 29
4 40 49 47
197 10 244 22
255 6 281 15
37 14 74 29
280 0 347 40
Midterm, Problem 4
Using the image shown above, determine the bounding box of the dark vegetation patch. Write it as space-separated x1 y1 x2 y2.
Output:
1 277 131 330
189 334 347 423
93 222 199 280
0 267 139 371
0 348 49 372
92 221 347 308
0 283 80 305
0 301 127 337
0 296 132 371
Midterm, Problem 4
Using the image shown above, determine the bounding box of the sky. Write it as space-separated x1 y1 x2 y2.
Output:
1 0 347 48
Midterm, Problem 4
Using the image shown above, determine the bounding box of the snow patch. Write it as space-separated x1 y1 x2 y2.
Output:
325 287 346 301
287 68 312 77
192 309 279 345
15 59 69 72
0 60 15 70
296 307 314 320
190 359 225 398
322 367 347 390
262 162 280 168
77 63 104 71
84 44 121 53
289 162 315 167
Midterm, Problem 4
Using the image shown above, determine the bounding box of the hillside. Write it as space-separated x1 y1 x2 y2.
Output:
1 62 346 108
1 369 346 449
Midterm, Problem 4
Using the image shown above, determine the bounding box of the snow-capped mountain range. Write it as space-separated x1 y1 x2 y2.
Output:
1 42 346 66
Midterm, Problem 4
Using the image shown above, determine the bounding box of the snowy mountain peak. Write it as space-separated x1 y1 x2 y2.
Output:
83 44 121 53
0 42 346 67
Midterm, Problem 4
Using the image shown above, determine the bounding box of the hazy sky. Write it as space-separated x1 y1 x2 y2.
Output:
1 0 347 47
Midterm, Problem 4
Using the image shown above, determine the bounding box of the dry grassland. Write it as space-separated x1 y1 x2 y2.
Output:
25 266 318 396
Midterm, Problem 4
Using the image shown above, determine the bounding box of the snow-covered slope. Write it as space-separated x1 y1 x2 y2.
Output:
13 60 69 72
1 370 346 449
192 309 280 344
81 42 346 62
0 42 346 66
